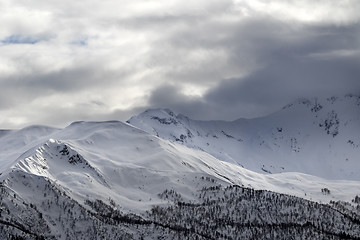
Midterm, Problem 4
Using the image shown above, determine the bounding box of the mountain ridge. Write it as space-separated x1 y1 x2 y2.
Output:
128 94 360 180
1 105 360 238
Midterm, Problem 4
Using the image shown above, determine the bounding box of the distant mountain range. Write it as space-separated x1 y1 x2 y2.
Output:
0 94 359 239
128 94 360 180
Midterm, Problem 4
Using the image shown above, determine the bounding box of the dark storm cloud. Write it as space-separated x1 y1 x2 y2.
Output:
203 57 360 118
148 85 192 106
204 23 360 115
145 21 360 120
147 84 208 119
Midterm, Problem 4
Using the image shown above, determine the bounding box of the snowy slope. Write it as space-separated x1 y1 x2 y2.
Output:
0 119 360 238
2 120 358 212
128 94 360 180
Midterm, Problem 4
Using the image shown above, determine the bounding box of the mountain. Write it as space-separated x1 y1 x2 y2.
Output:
0 96 360 238
128 94 360 180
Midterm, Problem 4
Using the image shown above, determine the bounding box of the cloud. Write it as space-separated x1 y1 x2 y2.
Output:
143 19 360 120
0 0 359 128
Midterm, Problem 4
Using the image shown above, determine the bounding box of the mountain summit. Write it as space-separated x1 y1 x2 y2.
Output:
0 97 360 238
128 94 360 180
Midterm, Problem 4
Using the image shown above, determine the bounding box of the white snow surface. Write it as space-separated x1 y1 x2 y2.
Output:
128 94 360 181
0 117 359 215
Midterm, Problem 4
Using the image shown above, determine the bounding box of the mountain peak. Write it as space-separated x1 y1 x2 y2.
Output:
139 108 178 118
1 98 360 239
129 95 360 180
127 108 182 129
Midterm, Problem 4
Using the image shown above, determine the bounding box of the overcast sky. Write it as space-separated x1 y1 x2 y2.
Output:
1 0 360 128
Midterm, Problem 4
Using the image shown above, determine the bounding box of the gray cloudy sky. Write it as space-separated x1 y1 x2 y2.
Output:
1 0 360 128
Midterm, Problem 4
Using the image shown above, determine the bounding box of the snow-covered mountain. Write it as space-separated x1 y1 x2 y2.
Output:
128 94 360 180
0 95 360 239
